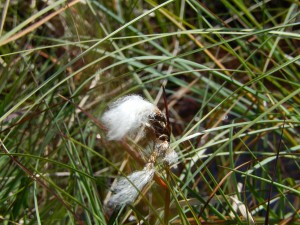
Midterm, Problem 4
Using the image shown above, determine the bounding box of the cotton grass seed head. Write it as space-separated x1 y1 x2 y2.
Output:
102 95 158 140
107 167 155 208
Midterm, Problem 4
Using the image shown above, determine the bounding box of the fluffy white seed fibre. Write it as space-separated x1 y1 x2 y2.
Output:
163 149 178 165
108 167 155 208
102 95 158 140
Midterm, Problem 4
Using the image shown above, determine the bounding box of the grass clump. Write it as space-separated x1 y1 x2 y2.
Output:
0 0 300 224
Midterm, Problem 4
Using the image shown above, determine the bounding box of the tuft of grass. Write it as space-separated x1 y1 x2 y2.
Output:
1 0 300 224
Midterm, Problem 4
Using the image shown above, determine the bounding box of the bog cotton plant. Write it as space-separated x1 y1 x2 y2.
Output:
102 95 177 208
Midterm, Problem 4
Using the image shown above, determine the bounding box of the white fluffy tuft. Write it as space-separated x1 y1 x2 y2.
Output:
163 149 178 165
108 167 155 208
102 95 157 140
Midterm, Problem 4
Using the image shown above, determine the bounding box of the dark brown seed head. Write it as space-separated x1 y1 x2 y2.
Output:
149 112 170 141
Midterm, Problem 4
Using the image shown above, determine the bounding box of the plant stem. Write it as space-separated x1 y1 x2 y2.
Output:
164 166 171 225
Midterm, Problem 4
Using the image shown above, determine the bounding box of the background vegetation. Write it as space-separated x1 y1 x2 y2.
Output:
0 0 300 224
